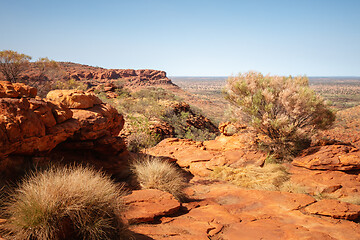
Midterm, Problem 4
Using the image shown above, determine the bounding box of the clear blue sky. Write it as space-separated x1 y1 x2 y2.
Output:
1 0 359 76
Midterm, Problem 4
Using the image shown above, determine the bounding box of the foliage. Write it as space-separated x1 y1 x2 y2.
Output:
35 57 60 80
125 115 160 152
53 78 88 91
98 87 218 152
131 157 187 201
0 50 31 83
212 164 289 191
224 71 336 158
162 110 217 141
0 166 127 240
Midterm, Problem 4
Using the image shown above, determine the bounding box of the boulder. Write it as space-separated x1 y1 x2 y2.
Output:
0 81 37 98
46 89 102 109
71 103 124 140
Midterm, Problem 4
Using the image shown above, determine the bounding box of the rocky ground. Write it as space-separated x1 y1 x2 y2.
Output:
1 78 360 239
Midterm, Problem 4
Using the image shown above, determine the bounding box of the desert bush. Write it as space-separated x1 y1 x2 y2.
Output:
131 87 179 102
0 50 31 83
224 71 335 159
125 115 161 152
131 157 187 201
0 165 127 240
212 164 289 191
162 110 217 142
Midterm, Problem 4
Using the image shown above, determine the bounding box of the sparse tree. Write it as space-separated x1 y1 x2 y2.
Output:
0 50 31 82
224 71 335 159
35 57 59 81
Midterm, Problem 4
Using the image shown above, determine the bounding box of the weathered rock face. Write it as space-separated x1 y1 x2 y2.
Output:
0 83 75 157
145 127 266 177
0 82 127 184
292 144 360 171
128 180 360 240
48 91 124 141
46 89 102 109
289 165 360 201
304 198 360 220
18 62 177 90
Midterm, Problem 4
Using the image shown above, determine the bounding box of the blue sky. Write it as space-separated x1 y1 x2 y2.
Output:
1 0 359 76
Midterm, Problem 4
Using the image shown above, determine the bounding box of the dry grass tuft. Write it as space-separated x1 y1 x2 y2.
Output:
0 165 127 240
212 164 289 191
131 157 187 202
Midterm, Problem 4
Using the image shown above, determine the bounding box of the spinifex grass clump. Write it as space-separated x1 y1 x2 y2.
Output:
0 166 127 240
131 157 187 202
212 164 289 191
224 71 335 159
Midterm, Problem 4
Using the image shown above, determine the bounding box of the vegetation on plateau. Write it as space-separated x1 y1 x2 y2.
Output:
224 71 336 159
97 86 218 152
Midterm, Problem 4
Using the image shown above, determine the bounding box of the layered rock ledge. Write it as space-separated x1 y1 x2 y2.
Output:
0 81 128 183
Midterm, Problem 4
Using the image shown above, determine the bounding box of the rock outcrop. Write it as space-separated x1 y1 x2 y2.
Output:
0 82 127 184
127 181 360 240
292 144 360 171
19 62 177 91
0 81 75 157
145 127 266 177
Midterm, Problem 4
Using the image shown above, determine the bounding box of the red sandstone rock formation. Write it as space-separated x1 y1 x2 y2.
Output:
127 181 360 239
145 127 266 177
17 62 178 91
0 82 127 183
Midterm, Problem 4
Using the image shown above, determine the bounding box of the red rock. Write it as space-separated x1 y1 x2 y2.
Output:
221 219 338 240
71 103 124 140
147 133 266 177
123 189 180 224
131 180 360 240
289 165 360 200
0 96 77 157
292 145 360 171
173 148 214 167
304 199 360 220
130 203 240 240
46 89 102 109
0 81 127 183
0 81 37 98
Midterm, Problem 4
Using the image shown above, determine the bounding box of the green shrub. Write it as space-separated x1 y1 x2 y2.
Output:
131 157 187 202
162 110 217 142
224 71 335 159
0 166 127 240
125 115 161 152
